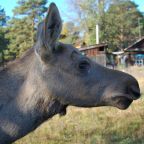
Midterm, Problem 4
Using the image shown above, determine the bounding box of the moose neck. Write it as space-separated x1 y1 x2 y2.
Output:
0 48 66 144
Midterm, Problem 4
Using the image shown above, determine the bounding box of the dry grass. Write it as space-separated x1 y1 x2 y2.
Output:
15 66 144 144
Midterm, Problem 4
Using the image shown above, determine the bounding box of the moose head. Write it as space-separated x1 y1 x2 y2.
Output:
0 3 140 144
34 3 140 110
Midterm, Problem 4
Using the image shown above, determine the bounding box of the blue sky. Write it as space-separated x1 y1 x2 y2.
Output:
0 0 143 21
0 0 67 17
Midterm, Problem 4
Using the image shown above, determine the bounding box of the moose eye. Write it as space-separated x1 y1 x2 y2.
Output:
78 60 91 72
53 44 64 53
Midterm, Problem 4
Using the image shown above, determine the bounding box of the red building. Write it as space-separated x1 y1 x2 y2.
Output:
79 43 108 66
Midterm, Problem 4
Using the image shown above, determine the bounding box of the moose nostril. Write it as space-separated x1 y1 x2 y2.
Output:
129 85 141 100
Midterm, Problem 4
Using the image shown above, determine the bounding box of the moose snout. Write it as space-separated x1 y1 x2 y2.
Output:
123 74 141 100
108 73 141 110
127 83 141 100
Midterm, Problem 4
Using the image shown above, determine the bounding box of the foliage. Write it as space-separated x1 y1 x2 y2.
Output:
67 0 144 51
60 21 80 44
0 7 6 26
103 1 144 51
5 0 48 59
5 17 34 58
0 7 9 64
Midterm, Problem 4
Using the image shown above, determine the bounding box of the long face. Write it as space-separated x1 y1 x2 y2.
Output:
34 3 140 110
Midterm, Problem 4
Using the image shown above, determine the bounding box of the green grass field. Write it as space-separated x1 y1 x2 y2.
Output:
15 67 144 144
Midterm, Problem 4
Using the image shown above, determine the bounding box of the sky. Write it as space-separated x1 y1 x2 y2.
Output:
0 0 68 18
0 0 144 21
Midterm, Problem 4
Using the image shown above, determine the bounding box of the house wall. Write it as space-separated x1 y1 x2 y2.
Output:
81 48 106 66
124 38 144 66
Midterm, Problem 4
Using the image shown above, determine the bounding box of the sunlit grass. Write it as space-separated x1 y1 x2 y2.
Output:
15 67 144 144
15 98 144 144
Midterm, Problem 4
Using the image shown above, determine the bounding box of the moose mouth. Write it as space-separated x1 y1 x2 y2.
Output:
112 95 134 110
111 86 141 110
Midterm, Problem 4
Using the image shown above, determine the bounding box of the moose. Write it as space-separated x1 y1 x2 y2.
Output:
0 3 140 144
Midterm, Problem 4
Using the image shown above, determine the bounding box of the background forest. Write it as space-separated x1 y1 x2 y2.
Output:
0 0 144 64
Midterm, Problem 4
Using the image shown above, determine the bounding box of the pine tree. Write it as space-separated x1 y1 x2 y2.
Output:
6 0 48 59
0 7 9 65
103 1 144 51
0 7 6 26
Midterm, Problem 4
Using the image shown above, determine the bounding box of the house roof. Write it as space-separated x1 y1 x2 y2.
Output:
124 37 144 52
79 43 108 51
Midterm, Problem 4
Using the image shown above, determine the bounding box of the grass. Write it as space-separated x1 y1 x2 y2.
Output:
15 67 144 144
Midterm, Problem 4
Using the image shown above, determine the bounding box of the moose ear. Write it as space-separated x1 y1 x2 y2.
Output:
35 3 62 60
44 3 62 49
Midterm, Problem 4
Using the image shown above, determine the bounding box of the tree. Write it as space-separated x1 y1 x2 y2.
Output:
0 7 9 65
67 0 144 51
60 21 80 44
6 0 48 59
67 0 111 45
0 7 6 26
103 1 144 51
